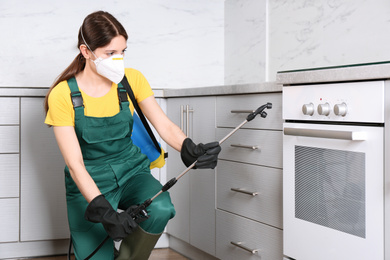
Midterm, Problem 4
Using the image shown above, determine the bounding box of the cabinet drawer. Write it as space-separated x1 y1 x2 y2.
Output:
0 98 19 125
0 198 19 242
216 94 282 130
216 210 282 260
217 128 282 168
0 126 19 153
217 161 282 228
0 154 19 197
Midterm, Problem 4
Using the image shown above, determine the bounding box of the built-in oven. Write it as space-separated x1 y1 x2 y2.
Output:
282 80 387 260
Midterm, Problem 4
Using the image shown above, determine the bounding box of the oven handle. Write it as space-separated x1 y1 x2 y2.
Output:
284 127 367 141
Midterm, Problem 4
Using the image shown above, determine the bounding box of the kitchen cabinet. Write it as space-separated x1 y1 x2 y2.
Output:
215 93 283 260
166 96 216 256
0 95 169 258
0 85 282 259
0 95 70 259
20 97 69 241
0 98 20 243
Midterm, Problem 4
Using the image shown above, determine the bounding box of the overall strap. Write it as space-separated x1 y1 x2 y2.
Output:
117 82 129 110
67 77 85 118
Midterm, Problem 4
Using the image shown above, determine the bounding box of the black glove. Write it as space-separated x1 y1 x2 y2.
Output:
84 195 138 241
125 204 149 224
180 138 221 169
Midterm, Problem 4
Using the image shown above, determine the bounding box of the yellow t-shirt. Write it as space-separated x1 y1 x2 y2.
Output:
45 68 154 126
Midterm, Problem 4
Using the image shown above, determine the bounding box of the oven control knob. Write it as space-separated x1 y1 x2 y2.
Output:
334 103 348 116
317 103 331 116
302 103 315 116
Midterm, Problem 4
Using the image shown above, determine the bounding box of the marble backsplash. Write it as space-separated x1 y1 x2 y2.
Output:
226 0 390 83
1 0 390 88
0 0 224 89
268 0 390 80
224 0 267 85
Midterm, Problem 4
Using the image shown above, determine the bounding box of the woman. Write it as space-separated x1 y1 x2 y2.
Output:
44 11 220 260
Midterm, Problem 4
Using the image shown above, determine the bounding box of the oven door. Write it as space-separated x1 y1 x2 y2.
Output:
283 122 384 260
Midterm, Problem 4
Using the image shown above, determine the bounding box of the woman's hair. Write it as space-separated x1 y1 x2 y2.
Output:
44 11 128 114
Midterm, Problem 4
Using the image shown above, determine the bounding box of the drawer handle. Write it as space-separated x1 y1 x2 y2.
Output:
231 144 259 150
231 188 259 196
230 241 260 254
231 110 255 114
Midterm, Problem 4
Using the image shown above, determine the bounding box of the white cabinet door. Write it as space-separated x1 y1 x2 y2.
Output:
20 98 69 241
0 154 19 198
188 96 216 256
0 198 19 242
166 96 216 256
166 97 190 243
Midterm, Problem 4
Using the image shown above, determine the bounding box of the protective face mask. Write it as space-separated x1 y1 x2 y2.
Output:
80 27 125 84
92 54 125 84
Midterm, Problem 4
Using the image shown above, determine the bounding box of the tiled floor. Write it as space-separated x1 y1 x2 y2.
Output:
15 248 188 260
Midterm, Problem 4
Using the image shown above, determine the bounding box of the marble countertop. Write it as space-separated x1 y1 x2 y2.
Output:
0 82 281 98
0 87 49 97
277 61 390 85
162 82 281 97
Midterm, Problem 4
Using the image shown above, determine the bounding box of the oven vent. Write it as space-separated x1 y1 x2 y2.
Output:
295 145 366 238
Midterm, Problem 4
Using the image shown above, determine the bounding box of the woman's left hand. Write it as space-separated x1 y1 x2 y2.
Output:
180 138 221 169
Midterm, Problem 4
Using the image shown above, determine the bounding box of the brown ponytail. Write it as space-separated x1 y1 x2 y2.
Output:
43 53 85 113
44 11 128 115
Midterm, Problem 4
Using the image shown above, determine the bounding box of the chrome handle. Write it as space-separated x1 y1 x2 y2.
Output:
230 241 259 254
230 144 259 150
185 105 193 137
284 127 366 141
231 110 254 114
186 105 190 137
231 188 259 196
180 105 184 131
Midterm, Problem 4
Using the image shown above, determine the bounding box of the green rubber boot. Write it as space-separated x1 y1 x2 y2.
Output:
115 227 162 260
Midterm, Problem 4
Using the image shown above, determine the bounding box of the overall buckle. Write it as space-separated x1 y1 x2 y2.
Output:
70 91 83 108
118 88 128 103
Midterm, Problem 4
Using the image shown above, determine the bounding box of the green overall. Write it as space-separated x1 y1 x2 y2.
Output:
65 77 175 259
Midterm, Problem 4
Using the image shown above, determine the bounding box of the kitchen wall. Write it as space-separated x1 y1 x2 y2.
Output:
2 0 390 88
0 0 224 89
225 0 390 84
224 0 267 85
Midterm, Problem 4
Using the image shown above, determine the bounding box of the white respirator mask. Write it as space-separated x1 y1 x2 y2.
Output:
91 54 125 84
80 27 125 84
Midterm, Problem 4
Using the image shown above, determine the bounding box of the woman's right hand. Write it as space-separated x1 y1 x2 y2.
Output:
84 194 138 241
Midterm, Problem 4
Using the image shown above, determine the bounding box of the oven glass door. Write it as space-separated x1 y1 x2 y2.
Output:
283 122 384 260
